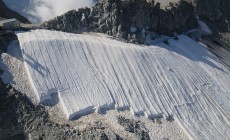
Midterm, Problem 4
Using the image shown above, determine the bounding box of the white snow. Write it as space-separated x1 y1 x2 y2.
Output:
16 29 230 139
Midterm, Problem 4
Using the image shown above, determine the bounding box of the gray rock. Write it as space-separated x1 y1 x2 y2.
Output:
117 116 150 140
41 8 91 33
0 31 17 53
41 0 198 43
187 0 230 33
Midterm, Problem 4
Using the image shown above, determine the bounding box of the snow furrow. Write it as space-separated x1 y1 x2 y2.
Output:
17 30 230 139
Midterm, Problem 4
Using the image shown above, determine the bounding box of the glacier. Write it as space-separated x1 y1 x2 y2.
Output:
17 30 230 139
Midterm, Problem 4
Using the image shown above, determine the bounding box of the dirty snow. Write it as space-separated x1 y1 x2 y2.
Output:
15 29 230 139
70 110 189 140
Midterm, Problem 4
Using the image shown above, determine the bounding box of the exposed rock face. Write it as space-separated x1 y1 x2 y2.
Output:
117 116 150 140
41 8 91 33
41 0 230 43
91 0 197 43
41 0 198 43
186 0 230 32
194 0 230 20
0 0 30 24
0 31 17 53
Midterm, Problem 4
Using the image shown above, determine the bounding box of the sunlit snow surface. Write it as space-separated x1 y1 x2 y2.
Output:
17 30 230 139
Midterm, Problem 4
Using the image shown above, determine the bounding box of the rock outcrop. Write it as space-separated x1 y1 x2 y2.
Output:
189 0 230 33
41 0 230 43
0 31 17 53
117 116 150 140
41 8 91 33
41 0 198 43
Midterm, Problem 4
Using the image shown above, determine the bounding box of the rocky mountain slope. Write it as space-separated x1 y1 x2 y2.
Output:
0 0 30 24
192 0 230 33
41 0 230 43
41 0 197 43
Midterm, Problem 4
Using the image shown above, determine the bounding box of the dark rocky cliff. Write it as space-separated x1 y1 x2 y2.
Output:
189 0 230 32
41 0 198 43
41 0 230 43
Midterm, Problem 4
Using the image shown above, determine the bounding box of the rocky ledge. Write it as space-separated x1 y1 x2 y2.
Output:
41 0 230 44
41 0 198 43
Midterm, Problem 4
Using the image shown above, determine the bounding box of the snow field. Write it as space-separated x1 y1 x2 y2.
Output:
17 30 230 139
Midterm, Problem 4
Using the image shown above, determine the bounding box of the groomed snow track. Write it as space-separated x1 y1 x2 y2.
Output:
17 30 230 139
